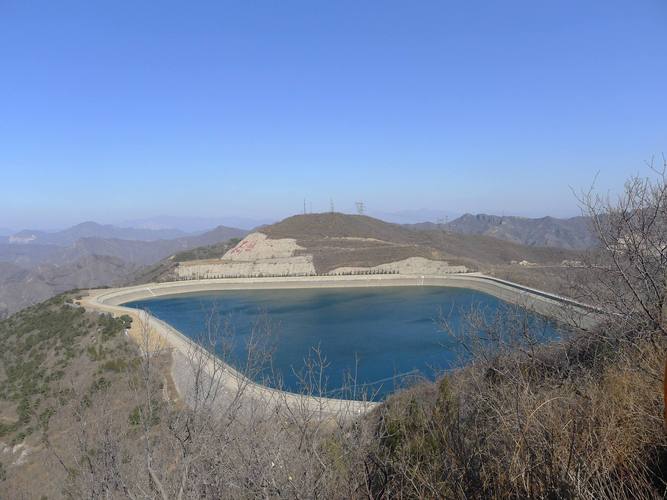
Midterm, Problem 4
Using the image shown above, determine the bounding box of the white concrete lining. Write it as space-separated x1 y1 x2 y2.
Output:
85 274 598 416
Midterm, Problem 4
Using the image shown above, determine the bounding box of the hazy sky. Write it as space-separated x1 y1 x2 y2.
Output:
1 1 665 229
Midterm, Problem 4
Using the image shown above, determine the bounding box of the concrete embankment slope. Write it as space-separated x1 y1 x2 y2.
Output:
82 274 598 418
92 273 598 328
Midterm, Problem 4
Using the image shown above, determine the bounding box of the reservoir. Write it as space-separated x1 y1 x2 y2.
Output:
125 286 559 399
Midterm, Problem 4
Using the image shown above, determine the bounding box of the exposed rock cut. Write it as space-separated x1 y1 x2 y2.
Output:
176 233 317 278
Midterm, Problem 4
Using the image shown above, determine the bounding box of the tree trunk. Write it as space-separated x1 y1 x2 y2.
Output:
663 271 667 429
664 353 667 429
663 268 667 330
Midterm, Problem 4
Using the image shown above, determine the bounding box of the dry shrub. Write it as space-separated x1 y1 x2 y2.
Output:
365 316 667 499
57 306 667 499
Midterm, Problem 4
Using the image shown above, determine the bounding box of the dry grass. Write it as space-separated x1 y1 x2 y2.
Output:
364 317 667 499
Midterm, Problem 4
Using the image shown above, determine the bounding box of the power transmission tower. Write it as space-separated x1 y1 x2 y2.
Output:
437 216 448 234
355 201 365 215
330 198 335 213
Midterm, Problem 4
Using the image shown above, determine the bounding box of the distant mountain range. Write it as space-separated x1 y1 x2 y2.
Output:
407 213 596 250
0 223 247 267
369 209 460 225
120 215 274 232
65 226 248 266
6 221 190 245
0 222 247 317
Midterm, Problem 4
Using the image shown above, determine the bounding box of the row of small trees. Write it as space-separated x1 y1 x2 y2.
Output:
177 268 402 281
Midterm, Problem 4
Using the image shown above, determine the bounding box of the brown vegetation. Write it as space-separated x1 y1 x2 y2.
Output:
263 212 581 275
365 309 666 498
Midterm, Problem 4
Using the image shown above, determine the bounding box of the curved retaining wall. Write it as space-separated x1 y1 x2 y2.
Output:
84 274 599 416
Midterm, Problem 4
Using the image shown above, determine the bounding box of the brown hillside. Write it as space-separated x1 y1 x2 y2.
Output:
260 213 580 274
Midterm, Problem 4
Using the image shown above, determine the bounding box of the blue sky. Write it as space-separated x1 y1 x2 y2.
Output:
1 1 665 229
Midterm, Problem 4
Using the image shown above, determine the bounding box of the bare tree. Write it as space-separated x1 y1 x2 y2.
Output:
60 305 375 499
576 159 667 339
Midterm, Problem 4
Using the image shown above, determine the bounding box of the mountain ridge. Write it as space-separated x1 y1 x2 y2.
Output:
407 213 596 250
0 224 248 317
120 215 274 232
8 221 191 245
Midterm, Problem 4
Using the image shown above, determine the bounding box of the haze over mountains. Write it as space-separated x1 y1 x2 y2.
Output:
121 215 274 232
0 222 247 265
5 221 189 245
0 222 247 318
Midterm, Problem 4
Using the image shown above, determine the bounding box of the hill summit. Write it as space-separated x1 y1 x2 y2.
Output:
262 213 426 242
173 212 579 282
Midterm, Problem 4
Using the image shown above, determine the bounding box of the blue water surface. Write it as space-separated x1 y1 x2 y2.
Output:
125 286 558 399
